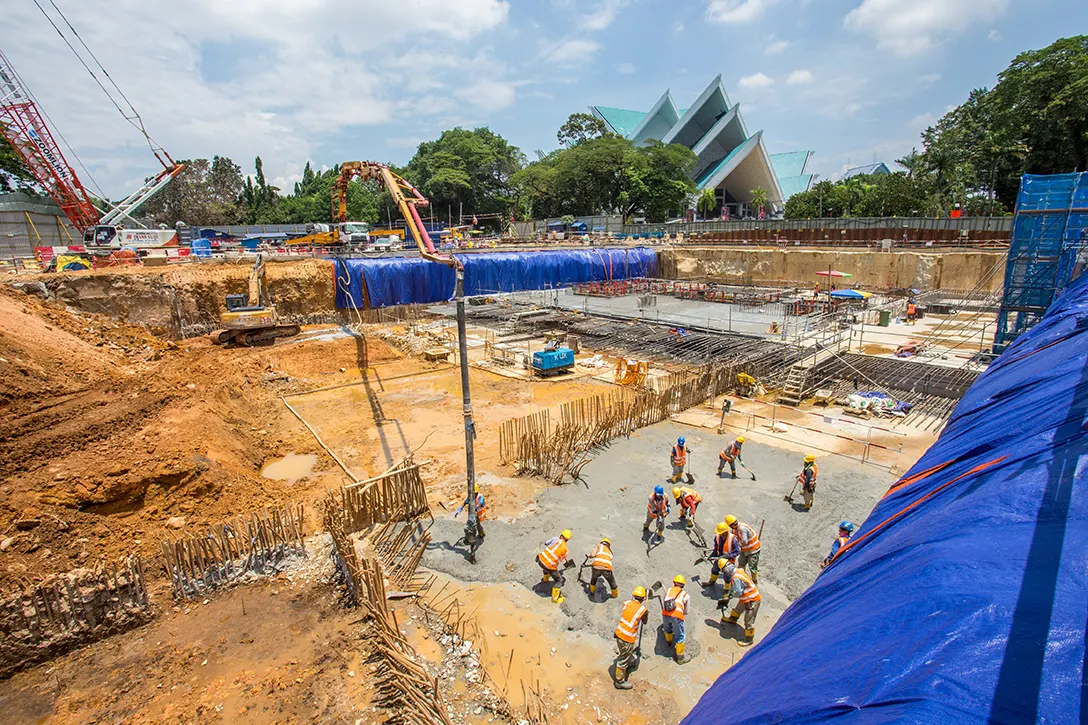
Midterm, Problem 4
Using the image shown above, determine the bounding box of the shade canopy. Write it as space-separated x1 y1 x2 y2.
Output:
815 269 853 278
830 289 871 299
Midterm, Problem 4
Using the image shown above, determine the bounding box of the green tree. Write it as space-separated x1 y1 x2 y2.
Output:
0 137 36 192
141 155 245 225
696 187 717 219
241 156 283 224
750 186 768 217
557 112 610 148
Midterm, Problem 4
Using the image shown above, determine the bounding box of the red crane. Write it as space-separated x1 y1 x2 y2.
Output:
0 46 183 249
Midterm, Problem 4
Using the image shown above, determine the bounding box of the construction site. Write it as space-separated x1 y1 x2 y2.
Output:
3 6 1088 724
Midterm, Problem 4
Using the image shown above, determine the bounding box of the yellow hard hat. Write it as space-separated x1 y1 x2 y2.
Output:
725 514 738 527
632 586 647 599
672 486 682 498
736 436 745 444
715 522 728 535
718 557 729 570
804 454 816 463
600 537 611 546
673 574 686 586
474 484 480 492
560 529 573 540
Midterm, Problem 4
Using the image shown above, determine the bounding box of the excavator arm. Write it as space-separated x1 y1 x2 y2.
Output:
248 253 266 307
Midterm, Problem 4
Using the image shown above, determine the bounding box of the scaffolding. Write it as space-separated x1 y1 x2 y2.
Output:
994 172 1088 352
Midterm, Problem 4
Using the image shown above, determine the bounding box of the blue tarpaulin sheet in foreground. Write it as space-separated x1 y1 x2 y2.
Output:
334 248 657 309
683 269 1088 724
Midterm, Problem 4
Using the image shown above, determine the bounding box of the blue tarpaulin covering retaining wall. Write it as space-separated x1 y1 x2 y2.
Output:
334 248 657 309
682 268 1088 724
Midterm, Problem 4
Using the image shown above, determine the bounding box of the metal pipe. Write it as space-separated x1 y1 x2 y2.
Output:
455 267 479 559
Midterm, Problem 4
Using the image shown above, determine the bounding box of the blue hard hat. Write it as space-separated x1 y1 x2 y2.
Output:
654 485 664 496
839 521 855 533
677 437 686 446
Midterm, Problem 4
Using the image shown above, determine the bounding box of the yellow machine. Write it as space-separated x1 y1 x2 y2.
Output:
214 254 301 346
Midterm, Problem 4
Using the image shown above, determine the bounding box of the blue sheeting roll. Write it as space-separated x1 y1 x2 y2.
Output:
333 248 657 309
681 269 1088 724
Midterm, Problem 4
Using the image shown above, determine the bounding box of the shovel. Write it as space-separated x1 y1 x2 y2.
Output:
738 460 757 481
648 580 664 607
684 452 695 485
689 520 708 549
784 478 799 503
576 554 592 586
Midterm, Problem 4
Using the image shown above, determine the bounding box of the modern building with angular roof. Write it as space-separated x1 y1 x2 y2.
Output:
591 75 815 218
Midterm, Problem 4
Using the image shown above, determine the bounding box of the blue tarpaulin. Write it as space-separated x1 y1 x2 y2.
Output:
334 248 657 309
682 268 1088 724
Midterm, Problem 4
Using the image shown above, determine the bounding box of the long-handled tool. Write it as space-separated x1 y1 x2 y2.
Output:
684 451 695 484
576 554 592 586
688 520 708 549
738 460 757 481
784 477 799 503
693 548 715 566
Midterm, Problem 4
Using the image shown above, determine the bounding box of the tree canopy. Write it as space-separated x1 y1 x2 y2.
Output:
557 112 611 148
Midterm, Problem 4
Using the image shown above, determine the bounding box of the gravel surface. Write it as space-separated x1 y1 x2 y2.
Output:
423 420 893 651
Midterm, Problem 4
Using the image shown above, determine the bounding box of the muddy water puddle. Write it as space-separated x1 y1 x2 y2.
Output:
260 452 317 484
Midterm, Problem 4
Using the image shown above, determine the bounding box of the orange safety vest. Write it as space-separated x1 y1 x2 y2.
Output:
736 522 761 553
465 492 486 521
836 535 849 550
678 487 701 510
907 303 917 315
714 531 739 558
647 494 668 518
615 600 647 643
671 445 687 466
591 543 613 571
734 569 761 604
537 538 568 571
800 463 818 487
662 586 689 620
720 442 741 462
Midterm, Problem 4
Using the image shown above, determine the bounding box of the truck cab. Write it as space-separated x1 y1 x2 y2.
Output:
338 222 370 245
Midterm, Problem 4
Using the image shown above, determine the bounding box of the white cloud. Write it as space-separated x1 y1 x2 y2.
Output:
786 69 814 85
738 72 775 89
765 37 790 55
908 112 937 129
706 0 774 23
918 72 942 85
988 29 1003 41
539 38 601 67
2 0 511 198
616 62 636 74
581 0 629 30
845 0 1009 55
675 22 685 34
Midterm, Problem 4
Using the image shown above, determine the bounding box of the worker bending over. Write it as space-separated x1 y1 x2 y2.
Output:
906 299 918 325
613 586 650 690
537 529 573 604
589 537 618 599
662 575 692 664
718 562 761 647
728 515 762 583
672 486 702 528
701 521 740 588
643 485 670 539
821 521 854 568
717 436 745 478
669 437 688 482
799 454 818 511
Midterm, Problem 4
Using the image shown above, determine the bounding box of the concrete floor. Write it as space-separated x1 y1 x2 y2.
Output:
422 420 893 696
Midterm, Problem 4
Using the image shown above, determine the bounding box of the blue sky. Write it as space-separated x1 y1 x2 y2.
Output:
5 0 1087 200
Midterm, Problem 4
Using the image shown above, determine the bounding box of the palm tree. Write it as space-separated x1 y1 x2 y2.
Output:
750 186 768 219
896 148 922 179
696 188 717 220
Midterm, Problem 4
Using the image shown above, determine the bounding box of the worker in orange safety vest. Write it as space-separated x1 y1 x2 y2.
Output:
717 436 745 478
728 515 762 582
662 575 692 664
701 521 740 589
906 299 918 325
669 437 688 482
718 562 761 647
821 521 854 568
537 529 573 603
672 486 702 528
799 455 818 511
588 538 618 599
612 586 650 690
643 485 670 539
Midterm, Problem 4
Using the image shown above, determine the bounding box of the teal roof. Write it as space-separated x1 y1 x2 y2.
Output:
777 174 814 199
695 136 752 189
592 106 647 138
770 151 811 178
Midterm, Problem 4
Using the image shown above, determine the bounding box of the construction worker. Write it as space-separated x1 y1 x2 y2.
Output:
455 484 486 538
821 521 855 568
701 521 740 588
643 485 670 538
613 586 650 690
672 486 702 528
737 372 757 397
537 529 573 604
717 436 745 478
669 437 688 482
728 515 762 583
588 538 618 599
661 575 692 664
906 299 918 325
718 562 761 647
799 454 818 511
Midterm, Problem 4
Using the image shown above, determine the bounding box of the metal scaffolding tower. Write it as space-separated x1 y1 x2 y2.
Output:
993 172 1088 353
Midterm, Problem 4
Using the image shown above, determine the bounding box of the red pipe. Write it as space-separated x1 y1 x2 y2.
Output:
407 203 437 254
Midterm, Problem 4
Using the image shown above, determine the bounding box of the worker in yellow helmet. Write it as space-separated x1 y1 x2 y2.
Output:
799 454 818 511
717 436 745 478
729 515 763 583
613 586 650 690
701 520 740 589
537 530 573 603
661 574 692 664
718 561 761 647
672 486 702 528
588 537 618 600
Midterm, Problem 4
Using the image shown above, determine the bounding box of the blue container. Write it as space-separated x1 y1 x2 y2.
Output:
532 348 575 372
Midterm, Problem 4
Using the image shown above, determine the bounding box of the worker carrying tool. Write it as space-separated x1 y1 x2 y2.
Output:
799 454 818 511
661 575 692 664
669 437 689 482
589 538 618 599
728 516 762 583
643 485 671 539
701 521 740 587
672 486 702 528
613 586 650 690
718 563 761 647
821 521 855 568
537 530 573 604
717 436 745 478
906 299 918 325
